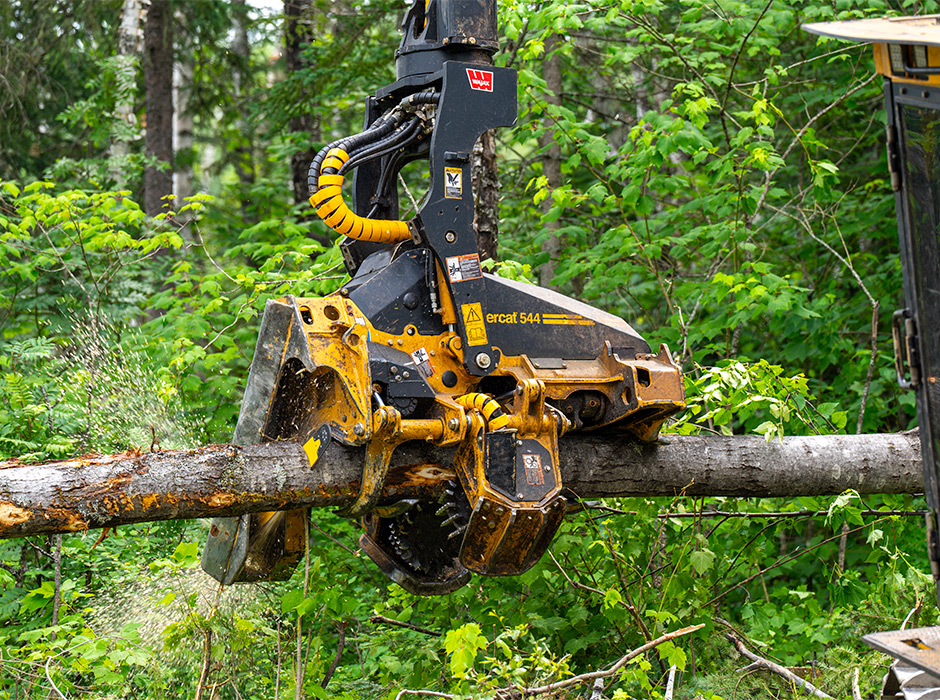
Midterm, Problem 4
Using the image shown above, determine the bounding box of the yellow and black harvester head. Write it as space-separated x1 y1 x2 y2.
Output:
202 0 685 595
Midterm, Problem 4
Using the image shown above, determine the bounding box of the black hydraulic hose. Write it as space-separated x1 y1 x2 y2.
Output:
307 113 404 198
402 90 440 106
339 118 423 175
307 91 440 198
306 90 441 243
368 149 410 218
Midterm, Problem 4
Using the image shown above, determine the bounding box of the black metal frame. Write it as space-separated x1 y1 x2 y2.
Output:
887 78 940 599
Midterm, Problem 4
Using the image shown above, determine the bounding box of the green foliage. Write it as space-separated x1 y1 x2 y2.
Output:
671 359 848 439
1 0 937 698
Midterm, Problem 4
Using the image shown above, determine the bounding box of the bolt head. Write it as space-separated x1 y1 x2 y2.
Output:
444 230 457 243
475 352 492 369
353 422 365 436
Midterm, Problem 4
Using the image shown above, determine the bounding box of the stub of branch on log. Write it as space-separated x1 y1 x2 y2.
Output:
0 432 924 539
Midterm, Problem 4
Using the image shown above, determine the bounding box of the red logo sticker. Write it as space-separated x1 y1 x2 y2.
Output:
467 69 493 92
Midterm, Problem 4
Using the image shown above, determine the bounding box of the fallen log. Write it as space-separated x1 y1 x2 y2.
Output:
0 432 924 539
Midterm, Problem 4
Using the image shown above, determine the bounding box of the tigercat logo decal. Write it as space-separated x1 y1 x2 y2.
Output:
467 69 493 92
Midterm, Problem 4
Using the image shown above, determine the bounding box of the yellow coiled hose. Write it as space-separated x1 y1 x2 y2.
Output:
308 148 411 244
456 393 509 431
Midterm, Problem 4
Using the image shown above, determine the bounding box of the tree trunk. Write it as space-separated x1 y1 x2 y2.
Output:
111 0 144 185
473 129 500 261
538 33 563 287
0 433 923 539
231 0 256 211
144 0 174 216
172 43 194 219
285 0 316 211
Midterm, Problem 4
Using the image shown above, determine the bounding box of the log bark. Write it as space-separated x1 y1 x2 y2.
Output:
0 432 923 539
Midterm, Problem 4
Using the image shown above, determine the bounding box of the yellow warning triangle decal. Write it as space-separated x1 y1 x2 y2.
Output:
463 305 482 323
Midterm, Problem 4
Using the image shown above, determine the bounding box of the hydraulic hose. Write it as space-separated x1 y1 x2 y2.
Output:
455 393 509 431
309 147 412 243
340 119 422 175
307 113 403 200
306 91 440 244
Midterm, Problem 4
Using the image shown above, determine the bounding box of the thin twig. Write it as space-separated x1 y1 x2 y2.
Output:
321 620 347 689
369 615 441 638
655 509 925 519
768 202 883 433
902 595 923 631
752 73 878 218
721 0 774 113
274 619 281 700
195 223 237 285
521 625 703 697
726 634 832 699
296 511 311 700
664 664 678 700
852 668 862 700
309 520 360 558
548 550 604 597
194 628 213 700
398 174 420 216
44 655 68 700
394 690 453 700
708 517 890 606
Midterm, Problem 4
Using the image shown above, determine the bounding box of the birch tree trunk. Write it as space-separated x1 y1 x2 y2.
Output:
172 45 194 222
111 0 146 185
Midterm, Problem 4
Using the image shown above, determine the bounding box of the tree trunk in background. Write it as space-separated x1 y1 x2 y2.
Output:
538 34 563 287
472 130 500 261
144 0 174 216
173 46 194 234
285 0 316 211
111 0 144 186
231 0 256 209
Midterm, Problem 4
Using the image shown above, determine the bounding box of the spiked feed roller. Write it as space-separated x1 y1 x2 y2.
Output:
201 0 685 595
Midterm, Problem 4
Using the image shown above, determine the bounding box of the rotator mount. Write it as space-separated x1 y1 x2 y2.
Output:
396 0 499 79
307 0 516 379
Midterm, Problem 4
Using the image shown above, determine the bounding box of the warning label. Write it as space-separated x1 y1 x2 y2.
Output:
460 303 488 346
522 454 545 486
410 347 434 379
444 167 462 199
446 253 482 282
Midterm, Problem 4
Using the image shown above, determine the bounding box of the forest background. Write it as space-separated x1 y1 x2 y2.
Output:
0 0 935 697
